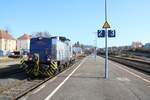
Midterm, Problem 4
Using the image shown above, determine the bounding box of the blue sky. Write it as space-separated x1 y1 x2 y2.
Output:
0 0 150 47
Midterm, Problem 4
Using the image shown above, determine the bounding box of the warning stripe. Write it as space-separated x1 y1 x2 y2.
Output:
26 68 33 74
47 67 55 76
20 58 25 64
51 61 57 70
47 70 53 76
50 68 54 73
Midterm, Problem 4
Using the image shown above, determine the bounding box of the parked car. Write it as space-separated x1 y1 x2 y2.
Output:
8 51 20 58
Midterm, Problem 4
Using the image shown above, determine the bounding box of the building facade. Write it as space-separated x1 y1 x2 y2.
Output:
0 30 16 55
131 41 143 49
17 34 30 53
73 46 83 55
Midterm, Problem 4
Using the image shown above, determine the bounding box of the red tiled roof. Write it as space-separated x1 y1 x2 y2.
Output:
0 30 15 40
18 34 30 40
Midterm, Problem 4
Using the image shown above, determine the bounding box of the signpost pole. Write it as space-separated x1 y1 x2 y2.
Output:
104 0 108 79
105 28 108 79
98 0 115 79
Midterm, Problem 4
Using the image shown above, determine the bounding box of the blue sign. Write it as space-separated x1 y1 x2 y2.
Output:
97 30 105 38
108 30 116 37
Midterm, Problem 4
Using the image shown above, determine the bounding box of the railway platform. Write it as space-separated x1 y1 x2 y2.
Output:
20 55 150 100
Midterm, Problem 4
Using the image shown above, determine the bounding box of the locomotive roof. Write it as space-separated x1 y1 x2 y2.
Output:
31 32 51 38
51 36 70 41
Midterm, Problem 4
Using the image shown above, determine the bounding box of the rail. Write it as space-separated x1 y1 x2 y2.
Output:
109 56 150 74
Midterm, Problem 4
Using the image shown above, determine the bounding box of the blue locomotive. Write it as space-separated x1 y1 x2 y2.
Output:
21 33 73 77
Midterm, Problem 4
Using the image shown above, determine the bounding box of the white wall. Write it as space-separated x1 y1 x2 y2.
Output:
17 40 30 51
0 39 16 52
73 47 82 54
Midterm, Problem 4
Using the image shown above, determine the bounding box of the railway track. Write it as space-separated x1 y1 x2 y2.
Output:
0 64 23 78
108 56 150 74
0 57 84 100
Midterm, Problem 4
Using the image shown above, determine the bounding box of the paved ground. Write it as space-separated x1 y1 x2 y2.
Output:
0 57 19 69
20 55 150 100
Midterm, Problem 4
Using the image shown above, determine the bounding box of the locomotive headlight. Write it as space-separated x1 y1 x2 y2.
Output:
47 58 50 61
29 57 32 61
47 55 51 61
28 54 33 61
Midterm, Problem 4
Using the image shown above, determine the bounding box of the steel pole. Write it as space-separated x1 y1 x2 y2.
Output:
104 0 108 79
105 29 108 79
105 0 107 21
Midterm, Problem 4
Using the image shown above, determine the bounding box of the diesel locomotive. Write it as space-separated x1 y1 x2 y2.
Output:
21 34 73 77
